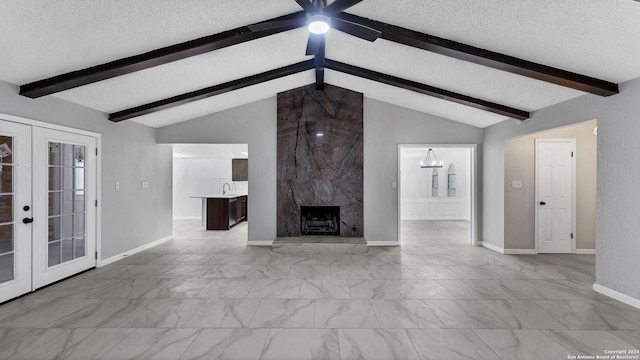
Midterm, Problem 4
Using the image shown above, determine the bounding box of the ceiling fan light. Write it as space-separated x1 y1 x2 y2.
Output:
308 15 331 34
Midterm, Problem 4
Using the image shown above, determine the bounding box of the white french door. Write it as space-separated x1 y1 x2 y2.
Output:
32 128 97 289
0 120 97 302
536 139 576 253
0 120 32 303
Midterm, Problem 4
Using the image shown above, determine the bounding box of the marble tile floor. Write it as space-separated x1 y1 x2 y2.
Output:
0 220 638 359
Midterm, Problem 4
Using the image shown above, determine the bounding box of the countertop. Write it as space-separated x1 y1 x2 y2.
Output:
189 194 247 199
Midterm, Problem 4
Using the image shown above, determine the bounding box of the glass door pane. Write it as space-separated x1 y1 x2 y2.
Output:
0 119 32 303
0 135 15 284
32 127 96 290
47 143 87 268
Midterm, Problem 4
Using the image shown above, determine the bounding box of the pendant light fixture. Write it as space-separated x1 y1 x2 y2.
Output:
420 148 443 168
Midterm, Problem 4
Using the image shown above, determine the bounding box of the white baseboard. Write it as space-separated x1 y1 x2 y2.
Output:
98 235 173 267
480 242 539 255
247 240 273 246
367 241 400 246
173 216 200 220
576 249 596 255
504 249 537 255
480 241 504 254
593 283 640 310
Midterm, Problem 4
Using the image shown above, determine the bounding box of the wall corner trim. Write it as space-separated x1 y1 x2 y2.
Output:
247 240 274 246
480 241 504 254
575 249 596 255
593 283 640 310
97 235 173 267
367 241 400 246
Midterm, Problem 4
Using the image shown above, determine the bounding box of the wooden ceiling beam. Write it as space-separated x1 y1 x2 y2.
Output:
19 12 307 98
19 10 618 100
325 59 530 120
109 59 315 122
335 12 619 96
315 37 326 90
110 58 528 122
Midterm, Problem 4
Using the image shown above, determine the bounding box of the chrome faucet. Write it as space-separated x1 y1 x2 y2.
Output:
223 183 232 195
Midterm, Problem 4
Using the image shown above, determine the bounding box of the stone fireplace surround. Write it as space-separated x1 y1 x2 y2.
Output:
276 84 364 238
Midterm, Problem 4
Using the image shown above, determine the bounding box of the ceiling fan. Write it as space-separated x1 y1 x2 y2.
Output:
248 0 381 56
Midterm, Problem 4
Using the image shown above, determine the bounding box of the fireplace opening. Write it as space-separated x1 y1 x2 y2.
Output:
300 206 340 236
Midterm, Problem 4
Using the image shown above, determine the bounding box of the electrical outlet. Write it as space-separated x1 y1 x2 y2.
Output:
142 181 149 189
512 180 523 188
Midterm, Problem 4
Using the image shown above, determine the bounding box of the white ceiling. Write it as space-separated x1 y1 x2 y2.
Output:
1 0 640 128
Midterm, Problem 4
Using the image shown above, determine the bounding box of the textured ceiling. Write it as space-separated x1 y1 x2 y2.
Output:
1 0 640 128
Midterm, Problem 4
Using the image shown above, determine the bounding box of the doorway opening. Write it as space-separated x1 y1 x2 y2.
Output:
398 144 477 246
504 119 597 254
171 144 249 242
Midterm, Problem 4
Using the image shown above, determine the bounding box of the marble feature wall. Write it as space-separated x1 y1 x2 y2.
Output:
277 84 363 237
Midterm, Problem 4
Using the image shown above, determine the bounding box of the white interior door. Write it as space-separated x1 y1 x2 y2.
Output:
536 139 575 253
32 128 97 289
0 120 32 303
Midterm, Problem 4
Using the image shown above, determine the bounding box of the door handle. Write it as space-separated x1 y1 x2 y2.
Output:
539 201 546 205
22 217 34 224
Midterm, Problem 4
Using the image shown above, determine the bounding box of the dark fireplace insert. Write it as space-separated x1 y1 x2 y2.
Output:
300 206 340 236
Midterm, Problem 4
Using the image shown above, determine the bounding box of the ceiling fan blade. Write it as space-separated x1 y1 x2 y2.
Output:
332 18 381 42
305 33 323 55
296 0 317 13
248 17 306 32
323 0 362 16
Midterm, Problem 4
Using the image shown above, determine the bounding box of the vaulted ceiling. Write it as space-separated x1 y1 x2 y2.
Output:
1 0 640 128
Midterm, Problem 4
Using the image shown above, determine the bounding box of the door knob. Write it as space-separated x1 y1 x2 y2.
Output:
539 201 546 205
22 217 34 224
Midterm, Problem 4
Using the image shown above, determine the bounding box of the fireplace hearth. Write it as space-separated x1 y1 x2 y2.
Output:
301 206 340 236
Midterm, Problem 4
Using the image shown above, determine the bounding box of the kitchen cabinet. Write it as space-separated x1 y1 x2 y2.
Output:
236 195 247 222
205 195 247 230
190 195 248 230
232 159 248 181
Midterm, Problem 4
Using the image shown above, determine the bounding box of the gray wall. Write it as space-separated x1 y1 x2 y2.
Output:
157 97 278 243
363 99 483 243
0 80 173 259
156 96 484 244
504 120 597 250
484 75 640 300
482 95 599 249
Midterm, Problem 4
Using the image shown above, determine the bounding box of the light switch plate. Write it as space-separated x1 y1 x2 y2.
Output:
115 181 120 190
392 181 397 189
142 181 149 189
512 180 522 188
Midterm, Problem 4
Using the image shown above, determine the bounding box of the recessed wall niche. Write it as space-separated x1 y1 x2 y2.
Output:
276 84 363 237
